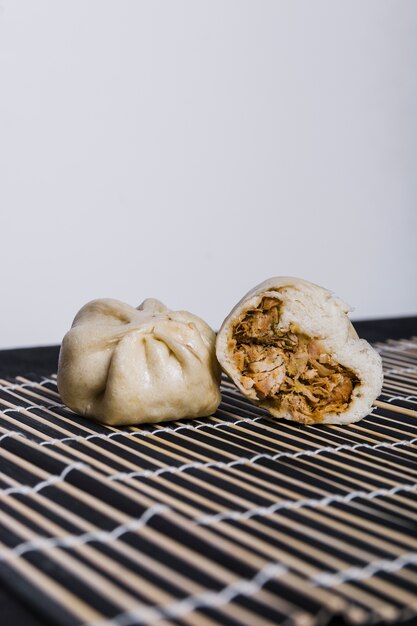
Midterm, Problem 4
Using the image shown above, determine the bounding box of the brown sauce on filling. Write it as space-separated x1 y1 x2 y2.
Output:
231 297 358 423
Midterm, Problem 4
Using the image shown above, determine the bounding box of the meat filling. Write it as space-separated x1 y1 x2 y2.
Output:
231 297 358 423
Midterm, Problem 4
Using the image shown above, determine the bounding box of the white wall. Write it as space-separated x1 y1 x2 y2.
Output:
0 0 416 349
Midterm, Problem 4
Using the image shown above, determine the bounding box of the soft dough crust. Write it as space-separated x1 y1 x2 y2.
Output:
216 277 383 424
58 298 221 425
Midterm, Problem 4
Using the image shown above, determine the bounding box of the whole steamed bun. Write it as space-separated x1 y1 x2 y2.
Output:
58 298 221 425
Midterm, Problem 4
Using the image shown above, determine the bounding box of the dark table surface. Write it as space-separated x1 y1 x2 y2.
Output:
1 316 416 626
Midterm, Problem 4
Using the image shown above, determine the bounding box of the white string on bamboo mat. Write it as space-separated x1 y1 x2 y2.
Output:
4 463 417 543
312 551 417 587
1 497 415 587
39 416 264 447
83 561 289 626
376 342 417 353
81 548 417 626
385 395 417 403
0 503 169 562
384 366 417 376
108 435 417 482
0 462 86 496
0 430 26 442
0 378 57 392
1 402 67 415
2 435 416 499
195 482 417 525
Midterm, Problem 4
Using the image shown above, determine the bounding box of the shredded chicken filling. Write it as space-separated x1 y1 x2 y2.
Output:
231 297 358 423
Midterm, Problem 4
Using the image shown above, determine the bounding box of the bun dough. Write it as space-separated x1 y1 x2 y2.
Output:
216 277 383 425
58 298 221 425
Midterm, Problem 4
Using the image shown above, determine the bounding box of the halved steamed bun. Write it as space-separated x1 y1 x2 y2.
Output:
216 277 383 425
58 298 221 425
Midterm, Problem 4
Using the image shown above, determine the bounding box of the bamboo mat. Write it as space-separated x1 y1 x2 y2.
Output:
0 337 416 626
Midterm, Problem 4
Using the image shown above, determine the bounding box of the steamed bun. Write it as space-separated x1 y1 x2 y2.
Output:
58 298 221 425
216 277 383 425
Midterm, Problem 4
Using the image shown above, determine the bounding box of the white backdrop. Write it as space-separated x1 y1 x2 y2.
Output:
0 0 416 348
